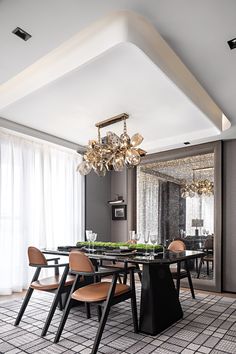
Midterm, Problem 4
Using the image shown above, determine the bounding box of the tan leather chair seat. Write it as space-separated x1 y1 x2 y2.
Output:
72 282 130 302
31 275 75 291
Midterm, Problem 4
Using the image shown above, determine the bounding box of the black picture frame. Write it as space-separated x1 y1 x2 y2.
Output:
112 205 127 220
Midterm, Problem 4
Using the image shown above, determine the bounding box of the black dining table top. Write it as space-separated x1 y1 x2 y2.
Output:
42 248 204 265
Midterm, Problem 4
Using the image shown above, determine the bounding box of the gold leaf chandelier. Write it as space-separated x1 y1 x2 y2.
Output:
180 167 214 198
77 113 146 176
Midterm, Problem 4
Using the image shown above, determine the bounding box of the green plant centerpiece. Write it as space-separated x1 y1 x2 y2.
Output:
76 241 162 252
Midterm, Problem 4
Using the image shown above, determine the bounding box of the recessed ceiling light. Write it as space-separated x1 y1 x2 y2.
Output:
227 37 236 50
184 142 190 145
12 27 32 41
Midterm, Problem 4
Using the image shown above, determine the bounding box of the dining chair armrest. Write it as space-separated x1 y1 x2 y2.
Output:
46 257 60 262
70 267 125 277
97 267 126 276
29 263 69 268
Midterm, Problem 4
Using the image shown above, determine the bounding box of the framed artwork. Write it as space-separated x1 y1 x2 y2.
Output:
112 205 127 220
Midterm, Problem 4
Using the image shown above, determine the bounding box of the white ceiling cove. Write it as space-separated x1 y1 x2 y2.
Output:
0 1 235 152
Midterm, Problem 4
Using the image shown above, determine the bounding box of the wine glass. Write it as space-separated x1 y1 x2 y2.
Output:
150 234 157 257
90 233 97 252
129 230 135 243
86 230 93 252
144 231 150 256
135 233 140 242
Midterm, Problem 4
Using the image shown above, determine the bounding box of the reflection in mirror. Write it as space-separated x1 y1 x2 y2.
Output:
137 152 214 281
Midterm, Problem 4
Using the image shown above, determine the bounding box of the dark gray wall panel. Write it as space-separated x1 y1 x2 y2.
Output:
85 172 111 241
223 140 236 292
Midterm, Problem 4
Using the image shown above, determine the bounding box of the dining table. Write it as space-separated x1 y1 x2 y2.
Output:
43 248 204 336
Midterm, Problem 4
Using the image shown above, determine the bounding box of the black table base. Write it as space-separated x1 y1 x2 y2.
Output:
139 263 183 335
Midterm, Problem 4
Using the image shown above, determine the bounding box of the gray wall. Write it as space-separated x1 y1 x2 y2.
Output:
110 170 128 242
86 168 136 243
85 171 111 241
223 140 236 292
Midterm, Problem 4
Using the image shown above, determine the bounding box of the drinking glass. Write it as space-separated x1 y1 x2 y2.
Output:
144 231 150 256
86 230 93 252
129 230 135 242
90 233 97 252
150 234 157 257
135 233 140 242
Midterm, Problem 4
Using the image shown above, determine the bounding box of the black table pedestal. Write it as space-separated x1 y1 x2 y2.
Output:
139 263 183 335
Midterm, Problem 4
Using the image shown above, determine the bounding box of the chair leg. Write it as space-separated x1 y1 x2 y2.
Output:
54 274 81 343
206 261 209 275
185 260 195 299
14 267 41 326
130 270 138 333
41 264 69 337
136 264 142 283
85 303 91 319
97 305 102 322
54 298 73 343
195 258 198 273
14 287 34 326
91 273 118 354
58 295 63 311
123 262 128 285
118 275 122 284
176 262 181 297
197 258 203 279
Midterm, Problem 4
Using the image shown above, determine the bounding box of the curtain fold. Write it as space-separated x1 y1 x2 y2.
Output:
137 170 159 242
0 131 84 295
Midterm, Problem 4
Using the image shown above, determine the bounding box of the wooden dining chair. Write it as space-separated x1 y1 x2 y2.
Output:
54 251 138 354
14 246 75 337
168 240 195 299
197 236 214 278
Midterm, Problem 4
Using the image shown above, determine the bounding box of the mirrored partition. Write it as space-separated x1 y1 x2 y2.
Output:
137 142 222 292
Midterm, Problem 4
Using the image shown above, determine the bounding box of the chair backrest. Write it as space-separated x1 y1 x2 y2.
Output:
69 251 95 273
126 239 137 244
204 236 214 250
28 246 47 266
168 240 186 252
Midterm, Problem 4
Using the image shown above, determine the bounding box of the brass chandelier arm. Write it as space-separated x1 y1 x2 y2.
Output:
95 113 129 129
192 166 214 171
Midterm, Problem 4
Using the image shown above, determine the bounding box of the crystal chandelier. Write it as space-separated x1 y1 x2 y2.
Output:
77 113 146 176
180 167 214 198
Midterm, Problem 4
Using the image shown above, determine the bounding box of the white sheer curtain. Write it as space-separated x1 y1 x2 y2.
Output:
0 130 84 295
185 195 214 235
137 169 159 242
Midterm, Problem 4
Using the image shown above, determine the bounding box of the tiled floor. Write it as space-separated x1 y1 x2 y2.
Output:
0 287 236 354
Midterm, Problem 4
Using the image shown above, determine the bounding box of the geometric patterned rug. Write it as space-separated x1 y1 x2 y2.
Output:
0 286 236 354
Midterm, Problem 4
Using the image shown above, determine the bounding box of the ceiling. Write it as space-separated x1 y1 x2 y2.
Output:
0 0 236 152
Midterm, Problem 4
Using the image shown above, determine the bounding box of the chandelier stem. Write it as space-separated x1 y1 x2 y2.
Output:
98 127 101 144
123 119 127 134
